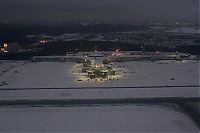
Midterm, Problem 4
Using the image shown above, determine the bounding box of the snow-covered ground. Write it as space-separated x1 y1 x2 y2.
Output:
0 58 199 131
0 60 25 77
0 86 198 100
0 59 199 100
167 27 200 34
0 105 198 132
0 60 199 88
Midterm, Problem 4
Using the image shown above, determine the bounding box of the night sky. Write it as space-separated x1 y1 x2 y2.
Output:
0 0 199 24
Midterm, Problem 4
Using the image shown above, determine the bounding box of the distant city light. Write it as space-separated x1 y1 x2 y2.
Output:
3 43 8 52
3 43 8 48
40 40 46 44
155 51 160 55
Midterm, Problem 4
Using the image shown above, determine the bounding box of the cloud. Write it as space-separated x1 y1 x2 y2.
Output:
0 0 198 24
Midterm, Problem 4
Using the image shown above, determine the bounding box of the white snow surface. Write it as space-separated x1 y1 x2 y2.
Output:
0 106 198 132
167 27 200 34
0 60 199 88
0 60 199 100
0 59 199 132
0 87 198 100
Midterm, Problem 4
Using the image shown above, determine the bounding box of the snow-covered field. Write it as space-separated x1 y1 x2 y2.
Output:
0 60 199 88
0 86 198 100
0 59 199 100
0 59 199 132
0 105 198 132
0 60 25 77
167 27 200 34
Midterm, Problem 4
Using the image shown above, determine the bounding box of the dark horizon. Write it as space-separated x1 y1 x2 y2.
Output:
0 0 199 25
